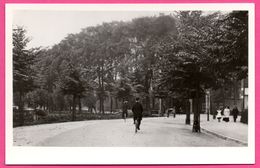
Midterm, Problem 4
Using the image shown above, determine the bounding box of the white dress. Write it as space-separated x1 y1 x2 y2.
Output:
223 108 230 122
216 110 222 119
223 108 230 118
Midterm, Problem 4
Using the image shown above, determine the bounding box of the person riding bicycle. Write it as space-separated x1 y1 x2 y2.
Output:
132 97 143 132
122 101 128 121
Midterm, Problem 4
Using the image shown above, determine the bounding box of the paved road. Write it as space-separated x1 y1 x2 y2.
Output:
19 117 244 147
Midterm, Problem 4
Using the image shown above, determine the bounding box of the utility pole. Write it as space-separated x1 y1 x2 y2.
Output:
208 90 211 120
242 79 245 112
206 90 210 121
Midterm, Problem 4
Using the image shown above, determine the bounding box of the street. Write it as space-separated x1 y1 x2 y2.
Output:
14 116 245 147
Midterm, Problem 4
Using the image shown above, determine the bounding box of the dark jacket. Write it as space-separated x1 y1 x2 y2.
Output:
232 108 239 116
132 102 143 119
122 103 128 113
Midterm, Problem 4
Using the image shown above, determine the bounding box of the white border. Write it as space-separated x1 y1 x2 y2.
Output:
5 3 255 165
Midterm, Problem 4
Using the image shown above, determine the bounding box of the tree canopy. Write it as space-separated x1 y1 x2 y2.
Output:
13 11 248 129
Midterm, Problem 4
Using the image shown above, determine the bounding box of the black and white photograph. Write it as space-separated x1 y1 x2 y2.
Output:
5 4 255 165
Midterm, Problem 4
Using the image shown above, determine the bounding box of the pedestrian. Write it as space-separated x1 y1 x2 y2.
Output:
216 108 222 122
122 101 128 122
162 104 166 117
172 107 176 118
132 97 143 133
223 106 230 122
167 108 170 118
232 106 239 122
167 107 176 118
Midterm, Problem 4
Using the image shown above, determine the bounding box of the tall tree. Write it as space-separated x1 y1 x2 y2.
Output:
157 11 220 131
55 35 88 121
82 22 131 114
129 15 177 114
13 26 36 125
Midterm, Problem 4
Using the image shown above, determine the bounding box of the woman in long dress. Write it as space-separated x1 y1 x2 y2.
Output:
216 108 222 122
223 106 231 122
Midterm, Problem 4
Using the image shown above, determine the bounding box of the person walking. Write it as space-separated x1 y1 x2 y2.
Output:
122 101 128 122
232 106 239 122
223 106 231 122
132 97 143 133
216 108 222 122
167 107 176 118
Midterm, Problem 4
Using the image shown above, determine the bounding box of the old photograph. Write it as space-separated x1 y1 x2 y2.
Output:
6 3 255 164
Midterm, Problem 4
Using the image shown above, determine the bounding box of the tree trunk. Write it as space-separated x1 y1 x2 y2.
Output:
146 95 151 115
192 86 201 132
186 99 192 125
78 96 82 113
110 95 113 113
72 94 76 121
212 97 216 119
186 111 191 124
206 93 209 121
223 87 226 108
242 79 245 111
101 63 105 114
115 98 118 109
99 98 102 113
98 67 102 114
234 80 237 106
152 97 155 110
159 98 162 116
18 91 24 126
144 68 152 115
48 93 52 113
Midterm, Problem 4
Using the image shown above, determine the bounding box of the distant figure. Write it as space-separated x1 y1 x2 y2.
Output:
167 108 170 118
223 106 230 122
167 107 176 118
216 108 222 122
122 101 128 122
162 104 166 117
132 97 143 133
232 106 239 122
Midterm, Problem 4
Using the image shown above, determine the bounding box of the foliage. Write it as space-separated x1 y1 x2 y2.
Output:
13 12 248 129
13 26 35 94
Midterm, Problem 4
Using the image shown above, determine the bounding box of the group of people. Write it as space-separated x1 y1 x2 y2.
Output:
123 99 241 133
122 98 143 133
216 106 239 122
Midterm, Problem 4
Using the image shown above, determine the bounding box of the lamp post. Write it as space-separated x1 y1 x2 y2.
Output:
206 90 210 121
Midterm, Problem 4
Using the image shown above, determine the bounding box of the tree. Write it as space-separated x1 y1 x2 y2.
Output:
217 11 248 80
83 91 97 113
58 60 85 121
129 15 177 114
32 48 58 112
25 89 48 110
81 22 131 114
157 11 221 131
54 35 88 121
13 26 36 125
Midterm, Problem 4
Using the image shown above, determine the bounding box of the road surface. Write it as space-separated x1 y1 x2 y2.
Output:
13 117 244 147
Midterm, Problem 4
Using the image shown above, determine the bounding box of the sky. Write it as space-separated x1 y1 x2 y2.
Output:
13 10 173 49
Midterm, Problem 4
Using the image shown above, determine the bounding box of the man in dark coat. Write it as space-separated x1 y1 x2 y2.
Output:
132 97 143 131
232 106 239 122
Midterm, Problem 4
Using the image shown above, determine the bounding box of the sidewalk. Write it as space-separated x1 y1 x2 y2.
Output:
166 114 248 145
199 114 248 145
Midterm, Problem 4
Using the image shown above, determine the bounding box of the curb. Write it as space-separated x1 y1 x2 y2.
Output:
200 126 248 146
